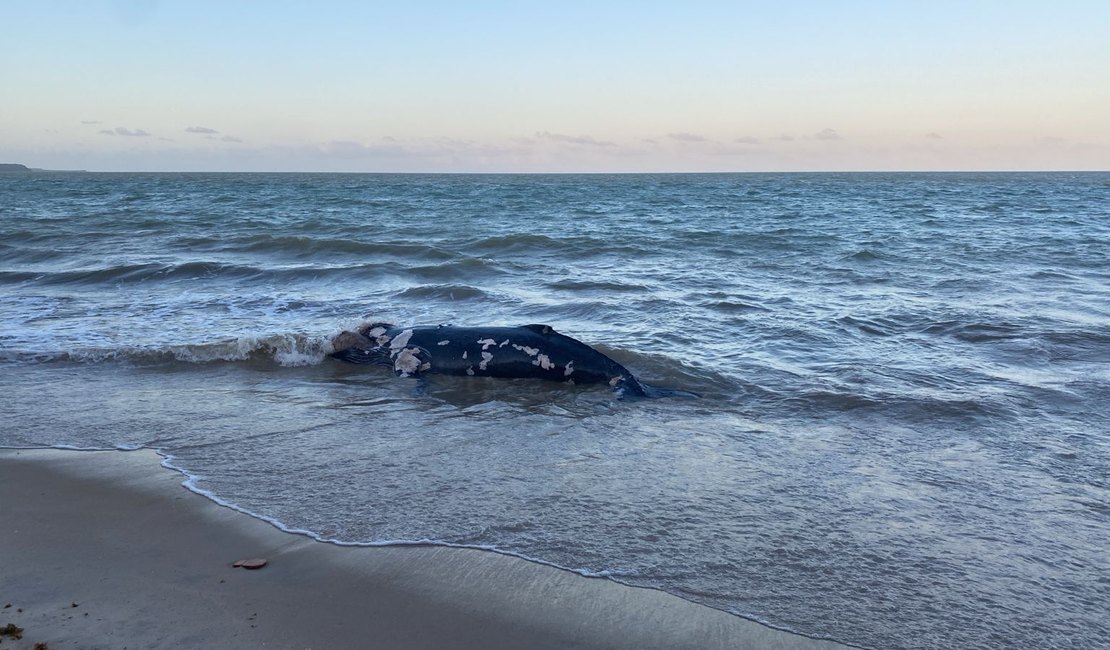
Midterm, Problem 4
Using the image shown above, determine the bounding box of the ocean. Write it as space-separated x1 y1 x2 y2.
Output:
1 171 1107 649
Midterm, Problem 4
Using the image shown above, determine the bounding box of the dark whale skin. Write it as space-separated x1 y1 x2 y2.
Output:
331 323 652 396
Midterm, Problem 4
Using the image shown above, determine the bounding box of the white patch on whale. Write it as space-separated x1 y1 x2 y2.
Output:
533 353 554 370
477 338 496 350
367 326 391 346
393 347 423 377
511 344 539 357
462 351 468 359
437 340 450 346
564 360 575 376
479 351 494 370
466 366 475 376
499 339 509 347
389 329 414 353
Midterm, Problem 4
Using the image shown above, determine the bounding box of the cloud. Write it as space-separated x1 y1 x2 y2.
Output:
81 120 102 125
734 136 760 145
667 132 706 143
221 135 244 143
100 127 151 137
320 139 411 158
117 127 151 137
186 126 220 134
307 137 539 166
771 134 795 141
925 132 943 140
812 128 842 141
536 131 615 147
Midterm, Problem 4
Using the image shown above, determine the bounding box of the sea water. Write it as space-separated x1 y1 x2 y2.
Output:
1 172 1107 649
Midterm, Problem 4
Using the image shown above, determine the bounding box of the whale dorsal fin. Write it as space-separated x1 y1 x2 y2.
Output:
522 324 555 335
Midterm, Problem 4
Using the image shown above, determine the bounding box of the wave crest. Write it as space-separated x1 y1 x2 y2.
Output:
5 333 335 368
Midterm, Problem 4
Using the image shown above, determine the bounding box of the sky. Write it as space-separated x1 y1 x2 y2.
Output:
2 1 1108 172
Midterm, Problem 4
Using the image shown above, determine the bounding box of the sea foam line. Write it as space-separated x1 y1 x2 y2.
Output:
152 448 842 643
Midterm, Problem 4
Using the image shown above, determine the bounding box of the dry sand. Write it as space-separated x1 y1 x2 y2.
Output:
0 448 850 649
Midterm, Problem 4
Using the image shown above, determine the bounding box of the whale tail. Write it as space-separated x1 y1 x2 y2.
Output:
617 375 700 399
637 383 701 399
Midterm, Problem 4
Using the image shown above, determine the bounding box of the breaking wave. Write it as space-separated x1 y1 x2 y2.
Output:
2 333 336 367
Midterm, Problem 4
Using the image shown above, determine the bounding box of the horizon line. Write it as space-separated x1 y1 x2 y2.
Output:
5 168 1109 175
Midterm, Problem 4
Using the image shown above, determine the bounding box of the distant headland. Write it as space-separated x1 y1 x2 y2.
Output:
0 163 86 173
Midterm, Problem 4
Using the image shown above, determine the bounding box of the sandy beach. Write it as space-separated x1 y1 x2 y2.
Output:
0 448 848 650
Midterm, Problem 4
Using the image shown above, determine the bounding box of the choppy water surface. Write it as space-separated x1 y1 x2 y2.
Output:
2 172 1108 649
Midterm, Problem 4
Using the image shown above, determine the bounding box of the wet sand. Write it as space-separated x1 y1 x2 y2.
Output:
0 448 849 649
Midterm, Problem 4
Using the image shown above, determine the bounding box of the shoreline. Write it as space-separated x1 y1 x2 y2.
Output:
0 448 849 649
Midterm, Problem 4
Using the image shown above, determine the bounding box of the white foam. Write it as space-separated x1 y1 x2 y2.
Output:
274 349 327 367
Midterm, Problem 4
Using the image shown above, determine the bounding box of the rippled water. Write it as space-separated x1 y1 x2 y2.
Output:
2 172 1108 649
